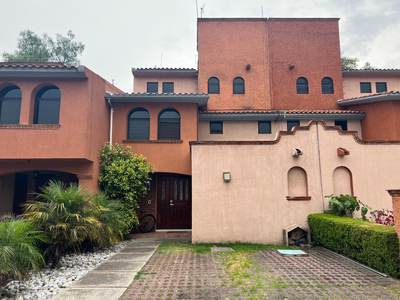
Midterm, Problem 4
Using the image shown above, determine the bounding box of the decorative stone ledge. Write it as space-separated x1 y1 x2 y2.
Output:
123 139 183 144
286 196 311 201
0 124 60 130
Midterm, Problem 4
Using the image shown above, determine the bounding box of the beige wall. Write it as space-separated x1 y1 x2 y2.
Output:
343 75 400 99
191 121 398 244
134 76 197 94
198 119 362 141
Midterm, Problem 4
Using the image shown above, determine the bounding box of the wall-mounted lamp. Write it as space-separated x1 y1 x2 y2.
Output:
246 64 251 70
223 172 231 182
288 63 295 70
337 147 350 156
292 148 303 156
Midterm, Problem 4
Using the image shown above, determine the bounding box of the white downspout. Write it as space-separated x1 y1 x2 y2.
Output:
107 98 113 145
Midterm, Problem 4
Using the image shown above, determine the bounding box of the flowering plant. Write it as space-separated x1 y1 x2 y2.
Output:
370 209 395 226
0 213 22 223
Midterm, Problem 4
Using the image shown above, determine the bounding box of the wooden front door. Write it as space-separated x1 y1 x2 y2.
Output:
157 175 191 229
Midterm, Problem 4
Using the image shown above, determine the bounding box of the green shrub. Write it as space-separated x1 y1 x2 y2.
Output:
99 142 154 234
22 180 124 266
0 218 46 288
325 194 371 220
308 213 400 277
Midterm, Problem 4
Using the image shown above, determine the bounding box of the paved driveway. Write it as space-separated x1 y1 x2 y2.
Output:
121 246 400 300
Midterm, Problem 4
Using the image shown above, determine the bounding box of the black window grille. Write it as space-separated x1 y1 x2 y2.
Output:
34 86 61 124
296 77 309 94
158 109 180 140
128 108 150 139
0 86 21 124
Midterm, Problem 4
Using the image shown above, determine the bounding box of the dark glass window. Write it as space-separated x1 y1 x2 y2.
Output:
158 109 180 140
128 108 150 139
210 121 223 134
34 86 61 124
258 121 271 134
287 120 300 131
233 77 244 94
360 82 371 93
0 86 21 124
162 82 174 93
208 77 220 94
322 77 334 94
147 82 158 93
296 77 309 94
376 82 387 93
335 120 348 131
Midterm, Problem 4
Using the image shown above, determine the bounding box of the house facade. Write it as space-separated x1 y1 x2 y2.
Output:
1 18 400 244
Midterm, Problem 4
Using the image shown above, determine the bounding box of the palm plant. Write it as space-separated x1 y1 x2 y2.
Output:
22 180 100 265
0 218 46 288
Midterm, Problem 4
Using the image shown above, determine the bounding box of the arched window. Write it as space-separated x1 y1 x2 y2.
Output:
208 77 220 94
128 108 150 140
0 86 21 124
322 77 334 94
0 85 22 124
296 77 309 94
158 109 180 140
34 86 61 124
333 167 353 196
233 77 244 94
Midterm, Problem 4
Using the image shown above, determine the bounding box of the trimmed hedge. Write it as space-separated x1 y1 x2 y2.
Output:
308 213 400 278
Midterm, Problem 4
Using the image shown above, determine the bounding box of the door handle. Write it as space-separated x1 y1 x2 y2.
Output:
170 200 174 206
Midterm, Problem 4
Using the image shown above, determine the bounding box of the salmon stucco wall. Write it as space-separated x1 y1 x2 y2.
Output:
133 76 197 94
343 75 400 99
112 102 198 175
191 122 400 244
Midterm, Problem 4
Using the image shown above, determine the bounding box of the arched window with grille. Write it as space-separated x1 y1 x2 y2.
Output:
158 109 180 140
296 77 309 94
208 77 220 94
34 86 61 124
233 77 244 94
0 86 21 124
128 108 150 139
322 77 334 94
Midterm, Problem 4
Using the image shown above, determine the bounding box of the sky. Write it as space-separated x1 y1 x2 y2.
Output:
1 0 400 92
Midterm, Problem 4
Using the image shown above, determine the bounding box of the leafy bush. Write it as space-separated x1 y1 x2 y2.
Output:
325 194 371 220
99 142 154 234
0 218 46 288
308 213 400 277
22 180 124 266
370 209 395 226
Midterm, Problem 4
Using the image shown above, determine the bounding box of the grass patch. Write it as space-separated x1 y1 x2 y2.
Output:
156 241 293 254
134 269 157 280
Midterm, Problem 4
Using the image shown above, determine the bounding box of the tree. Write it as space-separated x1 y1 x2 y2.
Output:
362 61 375 70
98 143 154 234
341 56 359 70
2 30 84 67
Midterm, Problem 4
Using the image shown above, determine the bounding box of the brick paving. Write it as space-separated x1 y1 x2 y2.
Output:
121 247 400 300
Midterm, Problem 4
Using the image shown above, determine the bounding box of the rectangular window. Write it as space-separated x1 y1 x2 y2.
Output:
258 121 271 134
360 82 371 93
210 121 223 134
376 82 387 93
287 120 300 131
162 82 174 93
335 120 348 131
147 82 158 93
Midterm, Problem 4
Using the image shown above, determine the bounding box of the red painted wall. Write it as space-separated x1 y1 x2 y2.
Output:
198 18 343 111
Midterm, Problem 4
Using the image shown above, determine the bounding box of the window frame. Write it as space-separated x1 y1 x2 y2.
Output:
158 108 180 140
128 108 150 140
147 82 158 93
0 86 21 125
210 121 223 134
208 77 220 94
162 82 174 93
376 82 387 93
360 82 371 93
33 86 61 125
296 77 309 94
258 121 271 134
233 77 245 94
287 120 300 131
321 77 334 94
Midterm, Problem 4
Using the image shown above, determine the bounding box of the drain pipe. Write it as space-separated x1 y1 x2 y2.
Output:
316 121 325 212
107 98 114 145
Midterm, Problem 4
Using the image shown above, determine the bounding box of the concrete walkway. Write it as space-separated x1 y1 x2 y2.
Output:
53 238 189 300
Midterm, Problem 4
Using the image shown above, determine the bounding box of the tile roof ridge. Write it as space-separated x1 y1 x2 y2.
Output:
339 91 400 101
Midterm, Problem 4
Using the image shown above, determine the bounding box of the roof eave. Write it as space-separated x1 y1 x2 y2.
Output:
131 68 197 77
0 65 88 79
338 94 400 106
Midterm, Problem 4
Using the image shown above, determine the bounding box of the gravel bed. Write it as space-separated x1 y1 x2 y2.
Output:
1 240 131 300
